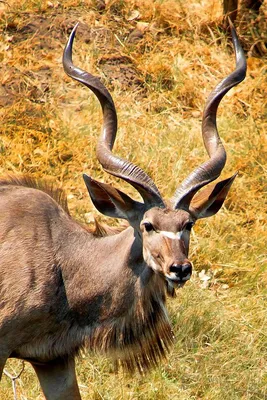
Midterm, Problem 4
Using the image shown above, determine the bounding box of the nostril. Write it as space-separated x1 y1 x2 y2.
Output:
169 262 192 280
182 263 192 276
169 264 180 273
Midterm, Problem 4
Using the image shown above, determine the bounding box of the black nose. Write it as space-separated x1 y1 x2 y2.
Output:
169 262 192 281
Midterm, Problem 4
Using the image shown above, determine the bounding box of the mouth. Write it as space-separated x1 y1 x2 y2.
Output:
165 272 191 288
165 262 192 288
166 276 186 289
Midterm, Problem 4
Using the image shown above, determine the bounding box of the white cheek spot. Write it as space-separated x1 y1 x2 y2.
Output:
160 231 183 240
143 248 161 272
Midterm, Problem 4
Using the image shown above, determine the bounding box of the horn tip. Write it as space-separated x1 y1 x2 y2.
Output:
68 22 79 44
63 23 80 73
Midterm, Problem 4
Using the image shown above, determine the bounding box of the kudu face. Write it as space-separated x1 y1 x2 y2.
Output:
64 20 246 293
140 208 193 287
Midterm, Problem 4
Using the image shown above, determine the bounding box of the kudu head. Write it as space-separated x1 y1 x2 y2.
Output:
63 21 246 289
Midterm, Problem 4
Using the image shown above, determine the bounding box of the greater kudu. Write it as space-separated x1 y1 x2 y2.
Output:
0 22 246 400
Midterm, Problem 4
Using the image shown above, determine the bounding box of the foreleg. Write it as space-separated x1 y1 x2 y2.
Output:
31 357 81 400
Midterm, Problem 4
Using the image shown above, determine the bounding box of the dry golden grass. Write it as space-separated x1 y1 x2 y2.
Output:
0 0 266 399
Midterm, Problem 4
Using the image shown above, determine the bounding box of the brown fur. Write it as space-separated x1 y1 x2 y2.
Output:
0 175 70 214
92 217 129 237
0 176 175 377
0 175 127 238
85 275 174 372
0 160 233 400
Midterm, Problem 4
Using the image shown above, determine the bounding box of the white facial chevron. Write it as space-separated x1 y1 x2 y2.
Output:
160 231 183 240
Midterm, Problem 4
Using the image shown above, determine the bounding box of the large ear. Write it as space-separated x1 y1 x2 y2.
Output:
83 174 144 223
189 173 237 219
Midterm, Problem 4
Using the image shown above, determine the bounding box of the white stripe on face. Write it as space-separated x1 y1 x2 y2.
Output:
160 231 183 240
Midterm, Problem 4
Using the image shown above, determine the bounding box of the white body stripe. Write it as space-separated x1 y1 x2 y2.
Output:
160 231 182 240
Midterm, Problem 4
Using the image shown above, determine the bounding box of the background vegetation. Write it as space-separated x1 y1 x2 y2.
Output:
0 0 266 398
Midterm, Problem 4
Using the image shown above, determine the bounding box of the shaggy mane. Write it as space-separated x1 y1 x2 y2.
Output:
0 175 129 238
84 278 174 373
91 218 129 237
0 175 70 214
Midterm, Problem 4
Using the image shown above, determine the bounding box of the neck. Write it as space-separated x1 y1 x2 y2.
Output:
54 222 173 371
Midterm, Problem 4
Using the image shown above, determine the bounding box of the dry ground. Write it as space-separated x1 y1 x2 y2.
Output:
0 0 266 399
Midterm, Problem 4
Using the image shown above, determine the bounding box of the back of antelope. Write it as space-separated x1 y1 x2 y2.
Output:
0 21 246 400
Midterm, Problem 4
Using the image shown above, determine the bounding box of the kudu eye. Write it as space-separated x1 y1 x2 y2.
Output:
143 222 154 232
184 222 194 231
